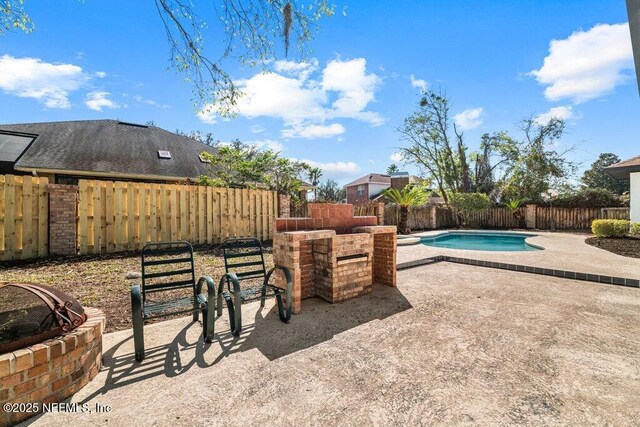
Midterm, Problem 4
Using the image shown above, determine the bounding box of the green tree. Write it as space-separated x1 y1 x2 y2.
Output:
317 179 346 202
581 153 629 195
306 167 323 199
386 164 399 175
199 140 274 188
0 0 32 34
264 157 310 196
498 118 575 202
397 90 514 203
382 185 428 234
448 192 492 227
3 0 337 112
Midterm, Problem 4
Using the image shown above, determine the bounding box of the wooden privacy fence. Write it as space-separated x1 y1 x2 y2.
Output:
380 204 631 231
77 180 278 255
0 175 49 260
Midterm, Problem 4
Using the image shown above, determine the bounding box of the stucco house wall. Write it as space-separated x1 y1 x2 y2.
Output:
631 172 640 222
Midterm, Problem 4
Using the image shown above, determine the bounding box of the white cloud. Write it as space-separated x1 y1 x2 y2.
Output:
197 107 216 124
134 95 169 109
454 107 484 130
300 159 362 179
250 124 265 134
281 123 345 139
85 91 119 111
248 139 284 152
198 57 384 134
95 71 107 78
530 23 634 103
0 54 89 108
534 105 582 125
409 74 428 91
390 152 403 162
273 59 318 81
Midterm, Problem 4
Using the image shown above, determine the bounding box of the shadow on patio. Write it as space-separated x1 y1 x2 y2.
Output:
79 284 412 403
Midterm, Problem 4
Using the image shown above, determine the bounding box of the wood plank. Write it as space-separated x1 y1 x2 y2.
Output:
114 182 125 252
151 184 159 242
260 191 267 241
187 185 194 242
78 180 89 254
4 175 15 260
86 181 95 251
14 176 23 258
37 177 48 257
139 183 147 246
198 186 205 244
206 186 213 243
105 181 115 252
221 188 228 239
0 176 5 255
160 184 169 241
171 185 179 241
127 182 136 250
21 176 33 258
92 181 103 254
234 188 241 237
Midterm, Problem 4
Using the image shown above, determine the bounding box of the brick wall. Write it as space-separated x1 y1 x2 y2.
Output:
0 308 105 426
346 184 371 204
274 203 377 234
390 176 409 190
48 184 78 256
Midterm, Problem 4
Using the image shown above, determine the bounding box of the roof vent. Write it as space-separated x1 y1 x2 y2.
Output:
198 153 211 163
118 121 148 128
158 150 172 159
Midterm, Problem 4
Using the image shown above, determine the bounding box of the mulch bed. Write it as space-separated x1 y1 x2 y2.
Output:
585 237 640 259
0 244 274 333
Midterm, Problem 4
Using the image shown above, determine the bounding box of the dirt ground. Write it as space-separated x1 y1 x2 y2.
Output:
0 245 274 333
28 262 640 426
585 236 640 259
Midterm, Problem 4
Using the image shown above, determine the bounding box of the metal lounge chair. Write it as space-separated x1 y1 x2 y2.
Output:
217 238 292 336
130 241 217 362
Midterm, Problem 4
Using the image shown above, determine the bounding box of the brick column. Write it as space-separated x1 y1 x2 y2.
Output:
48 184 78 256
376 202 385 225
278 194 291 218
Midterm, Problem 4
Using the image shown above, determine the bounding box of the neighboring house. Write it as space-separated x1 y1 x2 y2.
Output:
344 172 440 204
605 156 640 222
0 120 217 184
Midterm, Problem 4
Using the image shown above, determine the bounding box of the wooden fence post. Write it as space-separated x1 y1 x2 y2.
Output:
525 204 537 229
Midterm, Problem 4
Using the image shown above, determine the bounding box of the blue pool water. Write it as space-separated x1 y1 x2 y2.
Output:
420 232 541 252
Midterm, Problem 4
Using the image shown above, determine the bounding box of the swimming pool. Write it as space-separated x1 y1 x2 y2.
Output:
420 231 542 252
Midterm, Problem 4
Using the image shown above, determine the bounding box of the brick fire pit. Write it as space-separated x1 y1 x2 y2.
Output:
273 203 396 313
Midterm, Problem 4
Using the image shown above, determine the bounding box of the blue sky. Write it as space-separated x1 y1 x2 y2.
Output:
0 0 638 185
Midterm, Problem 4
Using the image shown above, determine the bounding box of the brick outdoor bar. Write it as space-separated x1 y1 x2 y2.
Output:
273 203 397 313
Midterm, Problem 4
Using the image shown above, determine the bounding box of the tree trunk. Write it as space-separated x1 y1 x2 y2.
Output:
399 206 409 234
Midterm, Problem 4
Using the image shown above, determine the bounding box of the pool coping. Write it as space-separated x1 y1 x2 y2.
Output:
397 255 640 289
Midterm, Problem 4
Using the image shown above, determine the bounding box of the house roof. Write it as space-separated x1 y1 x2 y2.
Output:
344 173 391 188
604 155 640 179
0 120 216 181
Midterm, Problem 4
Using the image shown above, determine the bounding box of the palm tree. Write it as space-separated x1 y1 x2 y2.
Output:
503 198 525 227
307 167 323 200
383 185 428 234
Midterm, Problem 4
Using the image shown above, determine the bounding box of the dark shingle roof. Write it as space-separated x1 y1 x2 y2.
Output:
604 155 640 179
0 120 216 180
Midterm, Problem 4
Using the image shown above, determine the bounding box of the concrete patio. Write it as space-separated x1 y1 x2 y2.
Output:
26 261 640 426
400 230 640 280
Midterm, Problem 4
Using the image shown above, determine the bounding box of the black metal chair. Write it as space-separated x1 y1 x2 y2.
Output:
217 238 292 336
130 241 217 362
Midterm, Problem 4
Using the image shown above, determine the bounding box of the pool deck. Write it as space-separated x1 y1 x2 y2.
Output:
398 230 640 281
26 263 640 425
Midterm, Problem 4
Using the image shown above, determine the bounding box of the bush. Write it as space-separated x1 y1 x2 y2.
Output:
591 219 630 238
449 192 492 226
549 188 625 208
630 222 640 237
